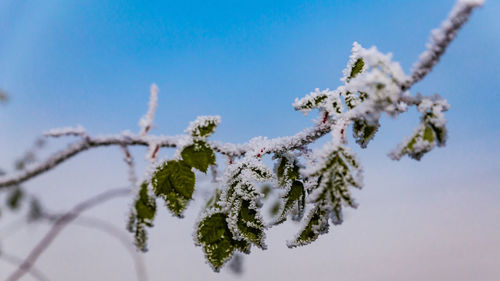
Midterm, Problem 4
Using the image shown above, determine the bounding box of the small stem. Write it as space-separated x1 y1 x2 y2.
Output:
5 188 131 281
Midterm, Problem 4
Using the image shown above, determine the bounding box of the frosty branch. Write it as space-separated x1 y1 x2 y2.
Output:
0 0 483 274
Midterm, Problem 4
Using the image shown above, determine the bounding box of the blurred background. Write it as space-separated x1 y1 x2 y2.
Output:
1 0 499 280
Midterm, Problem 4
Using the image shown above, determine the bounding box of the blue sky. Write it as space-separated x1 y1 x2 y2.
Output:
1 0 499 280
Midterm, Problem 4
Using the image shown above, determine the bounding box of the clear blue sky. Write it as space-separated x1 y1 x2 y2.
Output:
1 1 499 280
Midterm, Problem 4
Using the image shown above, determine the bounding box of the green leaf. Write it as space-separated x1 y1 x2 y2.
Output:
275 156 300 187
353 119 380 148
428 122 446 146
297 94 328 111
165 191 190 216
129 181 157 252
423 125 435 143
273 180 305 225
349 58 365 79
290 146 361 245
135 182 156 226
152 160 195 217
396 123 438 161
196 212 250 272
7 187 24 210
181 141 216 173
236 200 266 249
288 203 329 248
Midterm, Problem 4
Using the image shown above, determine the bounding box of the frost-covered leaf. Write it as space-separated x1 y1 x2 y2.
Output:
349 58 365 80
196 212 250 272
291 145 362 245
186 115 221 138
181 141 216 173
128 182 157 252
352 119 380 148
275 156 300 187
220 159 271 250
293 88 343 116
135 181 156 226
272 180 305 225
340 42 408 118
293 91 328 113
390 97 449 161
390 123 436 160
152 160 195 217
234 199 266 249
287 203 329 248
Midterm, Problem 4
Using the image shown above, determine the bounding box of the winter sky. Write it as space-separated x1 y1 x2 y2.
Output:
1 0 499 280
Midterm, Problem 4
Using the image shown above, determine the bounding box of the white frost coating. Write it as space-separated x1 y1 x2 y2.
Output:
389 95 450 160
389 123 435 161
406 0 484 87
292 88 343 116
139 84 159 136
341 42 366 83
43 125 86 138
417 97 450 128
286 202 329 248
356 44 407 83
185 115 221 138
218 157 271 248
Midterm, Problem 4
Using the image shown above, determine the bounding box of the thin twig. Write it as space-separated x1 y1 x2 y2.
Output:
41 215 147 281
0 252 51 281
404 0 484 88
4 188 131 281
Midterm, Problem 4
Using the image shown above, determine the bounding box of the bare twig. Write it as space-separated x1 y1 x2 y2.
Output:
4 188 131 281
40 214 147 281
121 145 138 188
0 251 51 281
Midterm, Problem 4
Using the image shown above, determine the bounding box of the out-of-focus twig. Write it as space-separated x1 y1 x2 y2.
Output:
4 188 130 281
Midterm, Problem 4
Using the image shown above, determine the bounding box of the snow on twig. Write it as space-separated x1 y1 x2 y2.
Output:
405 0 484 88
139 84 159 136
43 125 86 138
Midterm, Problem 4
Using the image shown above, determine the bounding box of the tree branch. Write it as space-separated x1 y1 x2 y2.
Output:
404 0 484 89
0 122 333 189
41 215 148 281
4 188 131 281
0 251 51 281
